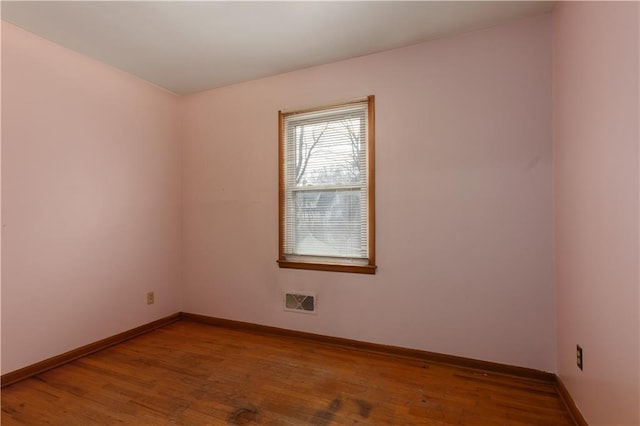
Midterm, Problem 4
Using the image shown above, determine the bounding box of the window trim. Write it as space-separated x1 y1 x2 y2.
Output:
278 96 376 274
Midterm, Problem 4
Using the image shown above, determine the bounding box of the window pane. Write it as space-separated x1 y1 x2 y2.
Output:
292 188 364 258
294 117 363 187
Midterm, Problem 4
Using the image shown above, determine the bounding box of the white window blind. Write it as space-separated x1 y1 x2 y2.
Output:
279 96 375 273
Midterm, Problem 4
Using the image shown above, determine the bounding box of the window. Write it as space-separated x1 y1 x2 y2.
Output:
278 96 376 274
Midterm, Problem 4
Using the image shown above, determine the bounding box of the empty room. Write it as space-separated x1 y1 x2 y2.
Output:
1 1 639 425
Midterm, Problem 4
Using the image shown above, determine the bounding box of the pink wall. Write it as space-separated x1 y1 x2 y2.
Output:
553 2 640 425
1 20 4 374
1 23 182 373
181 14 556 371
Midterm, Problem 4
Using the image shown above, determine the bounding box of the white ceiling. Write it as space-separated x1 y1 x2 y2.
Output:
1 1 554 95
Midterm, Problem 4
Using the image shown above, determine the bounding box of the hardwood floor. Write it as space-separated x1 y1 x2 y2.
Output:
2 321 575 425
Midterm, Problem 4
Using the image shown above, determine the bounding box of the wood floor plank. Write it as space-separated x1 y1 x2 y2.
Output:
1 321 575 425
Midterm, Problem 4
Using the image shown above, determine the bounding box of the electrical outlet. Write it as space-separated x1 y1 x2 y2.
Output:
147 291 155 305
576 345 583 370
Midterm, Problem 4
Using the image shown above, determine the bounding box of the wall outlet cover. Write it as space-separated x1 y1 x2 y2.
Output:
576 345 583 370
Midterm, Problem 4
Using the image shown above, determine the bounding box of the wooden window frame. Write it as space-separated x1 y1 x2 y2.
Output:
278 96 376 274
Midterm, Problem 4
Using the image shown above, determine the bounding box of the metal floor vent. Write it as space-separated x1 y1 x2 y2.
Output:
284 293 317 314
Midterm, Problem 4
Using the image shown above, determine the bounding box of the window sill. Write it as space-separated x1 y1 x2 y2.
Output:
277 260 377 275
